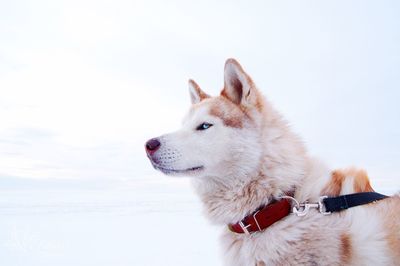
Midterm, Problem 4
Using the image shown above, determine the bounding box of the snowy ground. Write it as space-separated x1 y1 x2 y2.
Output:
0 174 398 266
0 176 221 266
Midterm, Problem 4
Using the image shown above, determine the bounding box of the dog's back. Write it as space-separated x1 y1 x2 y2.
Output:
345 193 400 265
324 168 400 264
294 168 400 265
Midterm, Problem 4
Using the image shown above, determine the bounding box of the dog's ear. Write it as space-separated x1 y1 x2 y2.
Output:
221 59 257 107
189 79 209 104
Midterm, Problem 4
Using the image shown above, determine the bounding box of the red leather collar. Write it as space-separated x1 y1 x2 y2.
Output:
228 197 291 234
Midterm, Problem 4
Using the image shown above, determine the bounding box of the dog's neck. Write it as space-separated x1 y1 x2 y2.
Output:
192 105 309 225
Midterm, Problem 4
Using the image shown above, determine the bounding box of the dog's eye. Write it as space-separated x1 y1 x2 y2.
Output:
196 122 213 131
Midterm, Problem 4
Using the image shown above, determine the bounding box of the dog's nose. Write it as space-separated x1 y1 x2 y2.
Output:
145 138 161 154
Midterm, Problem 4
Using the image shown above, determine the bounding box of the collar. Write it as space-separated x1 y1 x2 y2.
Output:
228 196 292 235
228 191 389 234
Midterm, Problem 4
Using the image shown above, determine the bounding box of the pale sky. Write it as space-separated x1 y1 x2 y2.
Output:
0 0 399 185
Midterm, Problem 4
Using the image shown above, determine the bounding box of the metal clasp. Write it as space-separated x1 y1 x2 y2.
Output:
280 195 332 217
293 202 319 217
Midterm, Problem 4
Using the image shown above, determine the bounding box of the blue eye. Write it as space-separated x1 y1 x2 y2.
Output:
196 122 213 131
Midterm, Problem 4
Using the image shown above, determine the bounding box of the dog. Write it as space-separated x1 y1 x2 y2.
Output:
145 59 400 265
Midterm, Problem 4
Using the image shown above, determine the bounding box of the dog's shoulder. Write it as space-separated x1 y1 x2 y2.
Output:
322 167 374 196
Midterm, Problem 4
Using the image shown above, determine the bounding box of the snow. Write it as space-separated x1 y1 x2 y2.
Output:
0 176 221 266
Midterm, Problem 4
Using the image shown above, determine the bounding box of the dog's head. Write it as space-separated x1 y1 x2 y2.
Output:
145 59 266 179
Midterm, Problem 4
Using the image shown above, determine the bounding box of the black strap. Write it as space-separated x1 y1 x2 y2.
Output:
323 192 388 213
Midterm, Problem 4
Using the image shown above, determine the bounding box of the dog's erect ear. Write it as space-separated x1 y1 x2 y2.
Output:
221 58 257 107
189 79 209 104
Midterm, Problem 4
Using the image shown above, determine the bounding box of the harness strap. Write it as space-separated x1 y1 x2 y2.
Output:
322 192 388 213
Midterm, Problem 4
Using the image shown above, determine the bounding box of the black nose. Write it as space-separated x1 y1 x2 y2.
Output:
145 138 161 154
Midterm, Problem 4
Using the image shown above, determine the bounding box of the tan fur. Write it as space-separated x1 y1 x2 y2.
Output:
323 170 346 196
350 169 374 193
340 233 352 264
323 168 374 196
147 58 400 266
209 97 245 128
189 79 209 101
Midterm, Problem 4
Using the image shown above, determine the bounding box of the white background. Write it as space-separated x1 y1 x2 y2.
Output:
0 1 399 265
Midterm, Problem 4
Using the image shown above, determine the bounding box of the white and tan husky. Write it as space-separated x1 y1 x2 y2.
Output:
145 59 400 266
